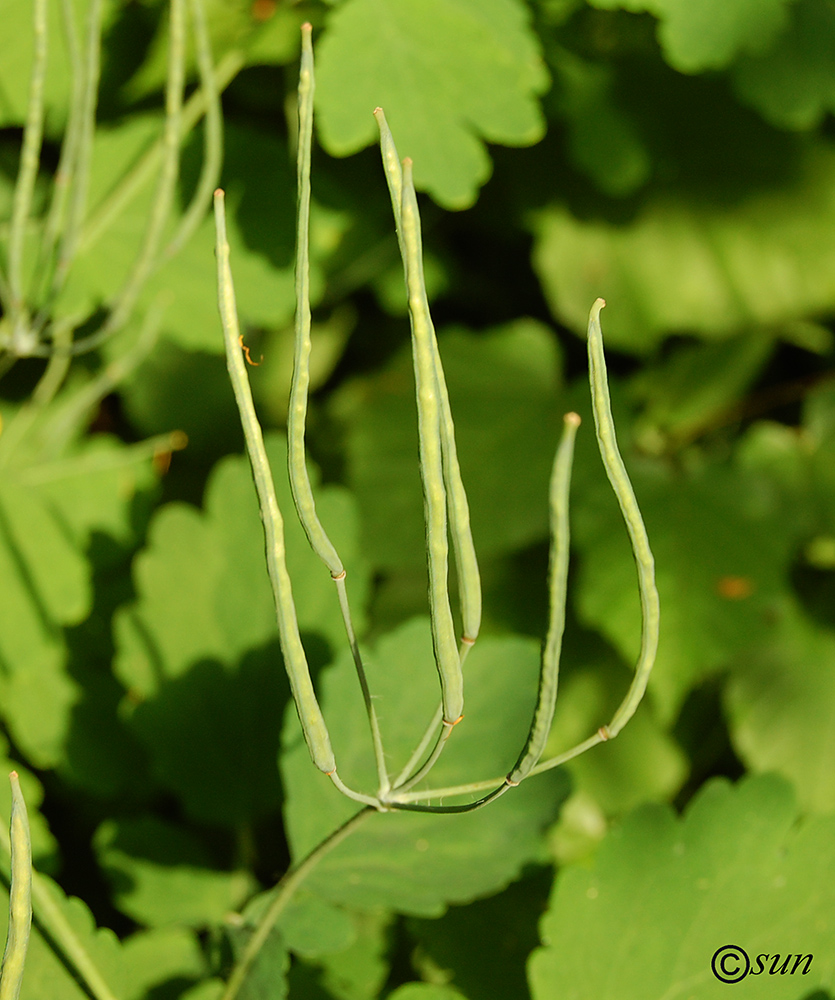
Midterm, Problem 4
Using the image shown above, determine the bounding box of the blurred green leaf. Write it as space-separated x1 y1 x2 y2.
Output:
532 143 835 351
314 0 548 209
587 0 791 73
529 773 835 1000
225 915 289 1000
552 50 651 197
628 332 775 452
281 617 569 916
95 816 254 928
725 598 835 814
732 0 835 130
388 986 467 1000
0 432 158 766
313 910 393 1000
0 0 119 131
271 891 356 960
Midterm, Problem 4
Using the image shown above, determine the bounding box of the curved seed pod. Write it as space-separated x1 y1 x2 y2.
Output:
0 773 32 1000
214 189 336 776
507 412 580 786
399 158 463 726
587 298 659 738
287 25 343 577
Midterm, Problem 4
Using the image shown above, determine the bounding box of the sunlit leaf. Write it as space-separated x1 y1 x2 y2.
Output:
315 0 548 208
530 774 835 1000
532 143 835 351
587 0 791 73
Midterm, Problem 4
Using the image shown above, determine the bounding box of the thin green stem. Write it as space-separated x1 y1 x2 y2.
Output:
391 705 443 790
6 0 47 320
288 25 389 796
16 431 187 487
33 0 83 307
386 729 609 806
389 782 509 814
35 0 103 329
327 771 381 808
78 48 244 259
221 807 374 1000
162 0 222 260
66 0 186 355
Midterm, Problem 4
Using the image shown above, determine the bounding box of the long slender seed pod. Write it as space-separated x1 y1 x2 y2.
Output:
6 0 47 319
288 25 344 576
586 299 659 737
214 189 336 776
373 109 404 246
0 773 32 1000
400 158 463 727
374 109 481 656
507 412 579 786
289 26 388 795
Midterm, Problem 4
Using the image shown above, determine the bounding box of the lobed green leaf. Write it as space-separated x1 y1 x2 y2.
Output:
314 0 548 208
530 774 835 1000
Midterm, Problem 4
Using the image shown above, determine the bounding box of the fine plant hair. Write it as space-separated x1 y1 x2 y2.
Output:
212 24 659 994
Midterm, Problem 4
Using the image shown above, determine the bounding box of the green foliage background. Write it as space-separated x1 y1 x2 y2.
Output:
1 0 835 997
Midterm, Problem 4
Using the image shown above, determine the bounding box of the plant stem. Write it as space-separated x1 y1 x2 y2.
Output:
221 807 374 1000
